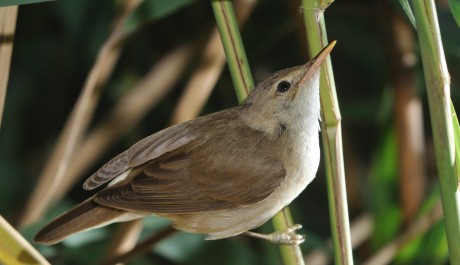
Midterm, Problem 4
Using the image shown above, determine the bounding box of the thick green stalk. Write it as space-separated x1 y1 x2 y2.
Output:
302 1 354 264
412 0 460 262
272 208 306 265
211 0 253 101
211 1 304 264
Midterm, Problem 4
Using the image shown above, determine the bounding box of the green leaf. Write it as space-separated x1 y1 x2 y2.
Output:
447 0 460 27
451 101 460 189
0 0 54 7
122 0 196 36
398 0 417 28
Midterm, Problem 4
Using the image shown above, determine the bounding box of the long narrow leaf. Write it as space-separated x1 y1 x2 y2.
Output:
447 0 460 27
451 101 460 188
0 0 54 7
398 0 417 28
122 0 196 36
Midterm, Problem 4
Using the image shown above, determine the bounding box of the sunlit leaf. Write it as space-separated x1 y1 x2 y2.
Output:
0 215 50 265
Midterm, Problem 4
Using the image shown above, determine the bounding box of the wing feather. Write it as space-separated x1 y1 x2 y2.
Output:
83 122 197 190
94 112 286 213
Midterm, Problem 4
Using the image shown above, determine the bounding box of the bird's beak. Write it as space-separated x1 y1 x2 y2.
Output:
299 40 337 85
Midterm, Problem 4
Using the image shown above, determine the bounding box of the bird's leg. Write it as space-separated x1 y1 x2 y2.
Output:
244 224 305 245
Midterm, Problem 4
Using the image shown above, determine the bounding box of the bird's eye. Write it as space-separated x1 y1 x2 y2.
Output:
277 81 291 93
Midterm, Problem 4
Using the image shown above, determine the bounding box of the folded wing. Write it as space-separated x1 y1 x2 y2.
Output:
83 120 199 190
94 111 286 213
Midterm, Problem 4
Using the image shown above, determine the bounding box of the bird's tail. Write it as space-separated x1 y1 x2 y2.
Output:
34 197 130 245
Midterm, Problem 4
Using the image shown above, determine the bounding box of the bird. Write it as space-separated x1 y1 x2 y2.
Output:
34 41 336 245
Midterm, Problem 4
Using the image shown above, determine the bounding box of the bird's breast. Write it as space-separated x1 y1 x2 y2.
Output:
164 127 321 240
267 130 321 210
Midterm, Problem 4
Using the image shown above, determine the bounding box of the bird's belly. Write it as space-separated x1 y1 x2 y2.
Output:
166 147 320 239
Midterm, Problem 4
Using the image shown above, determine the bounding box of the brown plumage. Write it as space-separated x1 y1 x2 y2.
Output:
35 41 336 245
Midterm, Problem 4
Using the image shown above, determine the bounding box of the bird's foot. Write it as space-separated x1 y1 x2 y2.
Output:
244 224 305 245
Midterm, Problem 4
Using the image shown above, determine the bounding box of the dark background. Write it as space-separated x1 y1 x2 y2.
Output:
1 0 459 264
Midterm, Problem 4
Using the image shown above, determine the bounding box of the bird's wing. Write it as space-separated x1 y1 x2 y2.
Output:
83 121 198 190
94 113 286 213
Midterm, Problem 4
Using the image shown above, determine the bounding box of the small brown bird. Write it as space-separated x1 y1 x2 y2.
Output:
34 41 336 245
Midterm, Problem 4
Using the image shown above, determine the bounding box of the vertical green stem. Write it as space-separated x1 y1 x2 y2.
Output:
211 1 304 264
302 1 354 264
412 0 460 262
211 0 254 101
272 208 306 265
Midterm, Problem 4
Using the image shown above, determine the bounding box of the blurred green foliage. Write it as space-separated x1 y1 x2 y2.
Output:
1 0 459 264
447 0 460 27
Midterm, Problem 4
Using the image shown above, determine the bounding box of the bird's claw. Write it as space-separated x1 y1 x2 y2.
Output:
267 224 305 245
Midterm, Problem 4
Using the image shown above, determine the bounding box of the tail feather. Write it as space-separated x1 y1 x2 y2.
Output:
34 197 127 245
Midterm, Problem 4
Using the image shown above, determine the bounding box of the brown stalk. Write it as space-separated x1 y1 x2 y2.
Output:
34 42 195 262
171 0 255 124
85 43 197 263
55 43 196 200
362 202 443 265
378 0 426 223
18 0 143 229
100 226 176 265
101 220 143 264
304 214 374 265
170 29 226 124
0 6 17 128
